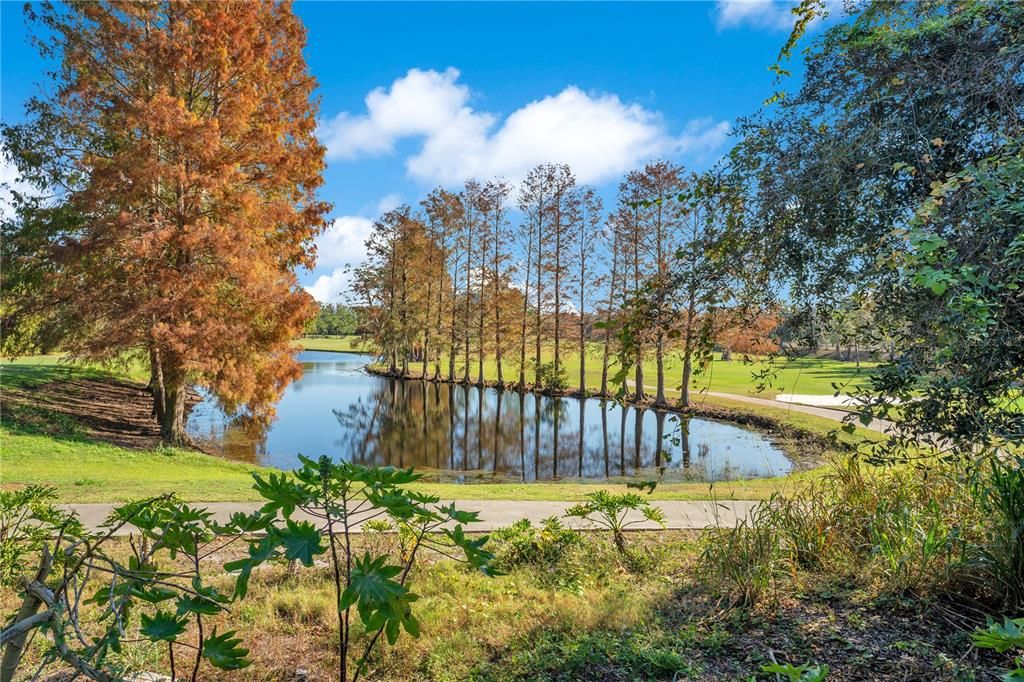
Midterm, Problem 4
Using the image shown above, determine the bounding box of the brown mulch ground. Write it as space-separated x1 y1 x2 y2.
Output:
1 377 199 450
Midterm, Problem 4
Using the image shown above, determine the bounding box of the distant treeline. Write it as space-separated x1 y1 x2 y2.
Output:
305 303 359 337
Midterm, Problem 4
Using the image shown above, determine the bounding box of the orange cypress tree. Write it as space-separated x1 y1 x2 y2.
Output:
2 1 329 443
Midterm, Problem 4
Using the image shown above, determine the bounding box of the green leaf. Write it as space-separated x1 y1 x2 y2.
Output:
272 519 324 567
176 594 222 617
225 534 279 600
202 628 250 670
140 610 188 642
340 553 419 644
253 472 306 518
973 617 1024 653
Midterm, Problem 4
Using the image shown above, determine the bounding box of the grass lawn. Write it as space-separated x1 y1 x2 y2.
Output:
1 425 803 503
298 335 875 398
1 351 881 504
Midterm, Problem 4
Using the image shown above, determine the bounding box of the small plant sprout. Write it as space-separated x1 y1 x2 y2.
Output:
564 490 666 556
972 616 1024 680
760 660 830 681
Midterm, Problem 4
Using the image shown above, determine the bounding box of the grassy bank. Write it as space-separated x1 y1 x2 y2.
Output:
1 352 879 504
298 335 875 398
2 419 808 503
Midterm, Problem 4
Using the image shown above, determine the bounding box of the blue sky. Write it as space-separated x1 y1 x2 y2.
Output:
1 1 822 302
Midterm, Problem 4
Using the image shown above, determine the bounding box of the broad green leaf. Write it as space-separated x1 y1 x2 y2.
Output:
202 628 250 670
272 519 324 566
140 610 188 642
176 594 222 617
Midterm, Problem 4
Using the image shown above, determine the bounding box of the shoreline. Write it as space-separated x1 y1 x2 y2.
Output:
361 363 839 471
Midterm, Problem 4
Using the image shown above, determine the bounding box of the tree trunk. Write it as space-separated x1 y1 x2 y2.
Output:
680 291 697 408
634 348 645 401
578 320 586 395
1 547 52 682
150 343 166 424
655 334 667 406
160 362 189 445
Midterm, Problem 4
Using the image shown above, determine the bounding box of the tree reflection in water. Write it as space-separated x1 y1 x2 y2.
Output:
326 378 783 482
188 352 791 482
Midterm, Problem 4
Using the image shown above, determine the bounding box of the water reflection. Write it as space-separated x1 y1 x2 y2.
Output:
187 351 792 482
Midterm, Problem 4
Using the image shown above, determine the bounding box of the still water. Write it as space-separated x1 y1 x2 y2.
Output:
187 350 793 483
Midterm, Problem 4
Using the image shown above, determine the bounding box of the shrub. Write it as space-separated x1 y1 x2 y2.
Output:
697 456 994 606
972 454 1024 608
565 490 665 559
239 455 495 681
1 493 262 682
535 361 568 392
490 517 586 590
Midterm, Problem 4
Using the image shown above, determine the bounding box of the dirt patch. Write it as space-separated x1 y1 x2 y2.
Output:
1 377 198 450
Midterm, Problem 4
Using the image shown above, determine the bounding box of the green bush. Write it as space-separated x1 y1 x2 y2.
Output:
534 361 568 392
697 457 1004 606
490 517 587 591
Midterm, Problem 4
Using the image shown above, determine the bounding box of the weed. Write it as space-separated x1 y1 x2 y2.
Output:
698 500 783 607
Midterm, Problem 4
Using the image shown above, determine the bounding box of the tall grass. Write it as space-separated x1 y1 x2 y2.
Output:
697 454 1024 611
972 455 1024 608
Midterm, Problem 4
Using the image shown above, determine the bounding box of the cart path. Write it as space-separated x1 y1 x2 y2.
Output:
702 390 896 434
624 379 896 434
62 500 761 535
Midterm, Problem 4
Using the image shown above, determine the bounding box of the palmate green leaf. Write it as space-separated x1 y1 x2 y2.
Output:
365 490 418 520
340 553 420 643
340 553 404 611
224 534 279 600
176 594 222 617
253 472 307 518
445 525 496 575
272 519 325 566
202 628 250 670
972 617 1024 653
140 610 188 642
130 584 177 604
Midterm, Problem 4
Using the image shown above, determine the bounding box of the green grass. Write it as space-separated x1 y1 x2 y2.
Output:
297 336 875 398
1 351 882 504
1 353 150 386
0 428 270 502
1 424 810 503
297 335 374 354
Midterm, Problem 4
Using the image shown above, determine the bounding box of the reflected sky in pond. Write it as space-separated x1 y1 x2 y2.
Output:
187 351 793 483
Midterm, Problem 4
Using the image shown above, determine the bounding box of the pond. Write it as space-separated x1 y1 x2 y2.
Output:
187 350 794 483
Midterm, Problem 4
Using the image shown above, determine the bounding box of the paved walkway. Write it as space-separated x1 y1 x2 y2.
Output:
62 500 761 536
701 391 896 434
624 379 895 434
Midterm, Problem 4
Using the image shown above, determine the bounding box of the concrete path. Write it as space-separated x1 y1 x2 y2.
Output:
624 379 895 434
701 390 896 434
62 500 760 536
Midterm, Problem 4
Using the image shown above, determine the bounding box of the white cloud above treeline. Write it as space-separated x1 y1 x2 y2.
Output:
713 0 842 32
318 68 730 186
305 215 374 303
714 0 801 31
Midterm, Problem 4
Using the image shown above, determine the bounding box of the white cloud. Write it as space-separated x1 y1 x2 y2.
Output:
715 0 799 31
375 193 402 214
713 0 841 32
319 67 477 160
313 215 374 271
0 153 39 221
305 215 375 303
320 68 731 186
306 267 354 304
